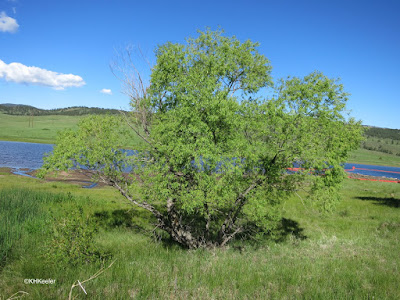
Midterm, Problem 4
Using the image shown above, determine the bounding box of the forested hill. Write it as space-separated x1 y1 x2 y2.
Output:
0 103 122 116
364 126 400 141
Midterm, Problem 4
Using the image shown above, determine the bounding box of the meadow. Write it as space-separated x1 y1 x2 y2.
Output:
0 113 143 149
0 113 83 144
1 110 400 298
0 171 399 299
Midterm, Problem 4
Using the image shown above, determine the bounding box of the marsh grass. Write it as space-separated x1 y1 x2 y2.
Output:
0 189 63 268
0 175 399 299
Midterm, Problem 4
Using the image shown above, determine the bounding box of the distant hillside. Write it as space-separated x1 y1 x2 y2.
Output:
364 126 400 141
361 126 400 156
0 104 122 116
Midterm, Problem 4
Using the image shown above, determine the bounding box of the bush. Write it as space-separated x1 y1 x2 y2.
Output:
45 206 111 266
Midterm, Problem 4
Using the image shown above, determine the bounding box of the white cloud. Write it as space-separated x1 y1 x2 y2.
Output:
100 88 112 95
0 11 19 33
0 60 86 90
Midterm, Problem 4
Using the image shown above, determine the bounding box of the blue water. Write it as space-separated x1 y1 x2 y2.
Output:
0 141 53 175
345 163 400 180
1 141 400 180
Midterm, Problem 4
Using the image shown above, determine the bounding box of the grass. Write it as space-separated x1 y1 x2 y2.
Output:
348 148 400 167
0 112 145 148
0 113 83 144
0 173 399 299
0 190 74 268
363 136 400 155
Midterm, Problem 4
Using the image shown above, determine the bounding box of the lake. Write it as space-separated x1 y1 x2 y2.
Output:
0 141 53 172
1 141 400 180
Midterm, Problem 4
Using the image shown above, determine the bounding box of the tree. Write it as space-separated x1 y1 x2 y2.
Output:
40 29 363 249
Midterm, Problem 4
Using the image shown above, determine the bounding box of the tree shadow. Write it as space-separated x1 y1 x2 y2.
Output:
356 196 400 208
273 218 307 243
92 208 153 232
233 217 307 250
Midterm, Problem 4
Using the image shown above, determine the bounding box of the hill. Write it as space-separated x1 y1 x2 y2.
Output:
364 126 400 141
0 103 122 116
359 126 400 157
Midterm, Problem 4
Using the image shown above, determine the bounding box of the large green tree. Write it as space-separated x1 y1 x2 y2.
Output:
40 29 362 248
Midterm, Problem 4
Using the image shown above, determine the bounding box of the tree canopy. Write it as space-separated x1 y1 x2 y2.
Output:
40 29 363 249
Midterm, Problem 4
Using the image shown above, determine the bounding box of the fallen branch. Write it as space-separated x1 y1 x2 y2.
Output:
6 291 28 300
68 260 116 300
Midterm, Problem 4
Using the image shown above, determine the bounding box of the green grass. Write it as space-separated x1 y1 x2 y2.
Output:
0 112 83 144
362 136 400 155
0 174 399 299
0 189 75 268
0 112 146 148
348 148 400 167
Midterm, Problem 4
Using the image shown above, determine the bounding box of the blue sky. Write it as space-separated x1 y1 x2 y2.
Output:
0 0 399 128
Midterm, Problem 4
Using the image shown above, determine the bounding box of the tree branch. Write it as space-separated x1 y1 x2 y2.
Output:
218 179 261 244
220 226 243 247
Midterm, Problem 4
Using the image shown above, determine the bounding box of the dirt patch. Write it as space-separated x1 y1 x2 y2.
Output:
0 167 13 174
347 172 399 182
28 169 107 188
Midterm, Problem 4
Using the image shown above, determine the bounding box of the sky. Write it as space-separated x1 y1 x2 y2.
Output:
0 0 399 129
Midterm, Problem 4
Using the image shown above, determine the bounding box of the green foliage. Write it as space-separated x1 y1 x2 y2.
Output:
38 114 132 179
41 29 363 248
45 206 110 266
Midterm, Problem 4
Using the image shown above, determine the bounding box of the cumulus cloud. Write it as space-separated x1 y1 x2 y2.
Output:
0 60 86 90
100 88 112 95
0 11 19 33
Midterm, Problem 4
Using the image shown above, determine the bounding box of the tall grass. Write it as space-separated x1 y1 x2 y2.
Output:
0 189 73 268
0 177 399 299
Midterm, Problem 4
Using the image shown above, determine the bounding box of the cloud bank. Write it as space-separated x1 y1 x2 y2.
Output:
100 88 112 95
0 60 86 90
0 11 19 33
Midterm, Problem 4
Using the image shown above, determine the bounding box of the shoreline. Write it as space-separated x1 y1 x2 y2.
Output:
0 167 105 188
1 167 398 186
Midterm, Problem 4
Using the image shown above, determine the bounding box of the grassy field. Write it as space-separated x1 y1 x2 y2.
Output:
0 112 144 148
0 173 399 299
348 148 400 167
362 136 400 155
0 113 83 144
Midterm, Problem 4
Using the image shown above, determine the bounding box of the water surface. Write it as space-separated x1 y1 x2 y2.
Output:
1 141 400 180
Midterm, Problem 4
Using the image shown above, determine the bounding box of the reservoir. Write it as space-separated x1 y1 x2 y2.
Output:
1 141 400 180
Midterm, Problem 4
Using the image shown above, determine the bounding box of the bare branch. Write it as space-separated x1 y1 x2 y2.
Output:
119 110 155 149
220 226 243 247
6 291 29 300
111 45 153 137
68 260 116 300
